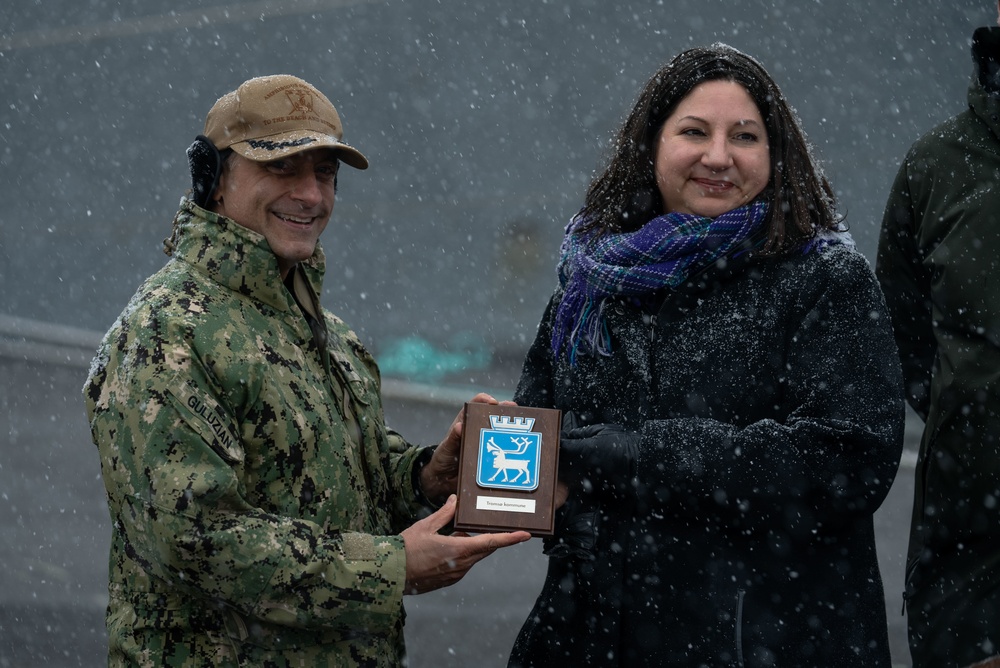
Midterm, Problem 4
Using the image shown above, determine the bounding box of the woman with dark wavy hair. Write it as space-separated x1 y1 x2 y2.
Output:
509 44 903 667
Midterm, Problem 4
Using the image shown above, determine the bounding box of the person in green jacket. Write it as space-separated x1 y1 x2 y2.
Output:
876 4 1000 667
83 74 530 667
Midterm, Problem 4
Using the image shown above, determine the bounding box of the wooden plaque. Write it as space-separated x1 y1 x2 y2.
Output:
454 402 561 536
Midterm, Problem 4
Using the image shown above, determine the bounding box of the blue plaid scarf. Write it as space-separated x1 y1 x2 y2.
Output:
551 200 770 363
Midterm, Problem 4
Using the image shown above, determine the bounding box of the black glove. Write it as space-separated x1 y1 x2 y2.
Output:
559 423 640 489
186 135 226 209
542 492 600 561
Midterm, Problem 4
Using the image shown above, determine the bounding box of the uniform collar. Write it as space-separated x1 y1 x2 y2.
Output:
168 197 327 313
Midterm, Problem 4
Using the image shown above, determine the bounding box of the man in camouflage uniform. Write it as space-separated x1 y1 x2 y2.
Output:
83 74 530 667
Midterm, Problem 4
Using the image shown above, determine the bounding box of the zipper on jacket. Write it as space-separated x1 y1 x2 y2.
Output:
901 550 922 616
223 605 250 667
647 313 659 416
901 422 942 616
227 607 249 640
735 588 746 668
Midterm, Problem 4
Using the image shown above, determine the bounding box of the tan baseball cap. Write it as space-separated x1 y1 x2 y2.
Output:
203 74 368 169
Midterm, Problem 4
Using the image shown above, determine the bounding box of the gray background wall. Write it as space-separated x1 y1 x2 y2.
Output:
1 1 993 666
0 0 988 368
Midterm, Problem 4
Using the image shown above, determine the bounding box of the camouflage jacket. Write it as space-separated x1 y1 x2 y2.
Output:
83 199 429 667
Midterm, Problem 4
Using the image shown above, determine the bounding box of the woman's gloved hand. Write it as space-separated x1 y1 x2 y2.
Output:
545 418 640 560
559 423 640 487
543 493 600 561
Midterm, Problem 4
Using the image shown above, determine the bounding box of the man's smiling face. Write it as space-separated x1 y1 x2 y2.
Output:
214 148 339 278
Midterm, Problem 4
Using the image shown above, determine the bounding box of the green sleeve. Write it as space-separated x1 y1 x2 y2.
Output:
90 340 407 635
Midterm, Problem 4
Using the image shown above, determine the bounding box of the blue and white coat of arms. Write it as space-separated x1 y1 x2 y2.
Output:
476 414 541 491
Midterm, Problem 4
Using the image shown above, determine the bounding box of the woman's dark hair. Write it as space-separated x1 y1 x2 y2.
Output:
579 43 838 254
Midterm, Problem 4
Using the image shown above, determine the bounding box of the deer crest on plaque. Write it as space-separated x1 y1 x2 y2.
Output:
476 414 541 491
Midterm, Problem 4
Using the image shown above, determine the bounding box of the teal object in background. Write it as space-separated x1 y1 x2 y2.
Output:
378 335 491 383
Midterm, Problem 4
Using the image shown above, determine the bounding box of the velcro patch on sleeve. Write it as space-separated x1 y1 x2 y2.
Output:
341 532 377 561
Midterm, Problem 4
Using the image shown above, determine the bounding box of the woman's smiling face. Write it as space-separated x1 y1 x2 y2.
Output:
654 79 770 219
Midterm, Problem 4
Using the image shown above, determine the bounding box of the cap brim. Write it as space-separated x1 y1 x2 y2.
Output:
230 130 369 169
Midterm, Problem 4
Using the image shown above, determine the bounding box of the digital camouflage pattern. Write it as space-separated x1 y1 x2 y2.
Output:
83 198 429 667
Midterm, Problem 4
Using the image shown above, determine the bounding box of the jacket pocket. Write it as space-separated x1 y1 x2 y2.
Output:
330 350 374 407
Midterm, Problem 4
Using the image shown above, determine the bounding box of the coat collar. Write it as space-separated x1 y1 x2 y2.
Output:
969 26 1000 141
166 197 327 314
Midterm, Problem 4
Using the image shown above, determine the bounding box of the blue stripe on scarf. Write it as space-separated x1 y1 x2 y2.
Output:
550 201 855 363
551 201 770 362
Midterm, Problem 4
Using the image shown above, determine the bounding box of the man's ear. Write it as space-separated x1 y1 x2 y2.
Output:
211 167 226 210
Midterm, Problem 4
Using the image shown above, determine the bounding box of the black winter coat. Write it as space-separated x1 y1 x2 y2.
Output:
510 243 904 667
876 25 1000 668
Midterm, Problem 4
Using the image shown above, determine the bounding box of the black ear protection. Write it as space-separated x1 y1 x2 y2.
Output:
186 135 226 209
